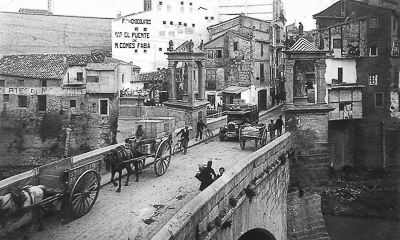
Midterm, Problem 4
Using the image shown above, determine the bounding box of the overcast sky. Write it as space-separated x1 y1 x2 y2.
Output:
1 0 338 30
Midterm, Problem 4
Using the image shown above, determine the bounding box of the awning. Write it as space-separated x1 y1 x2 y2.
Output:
222 86 250 94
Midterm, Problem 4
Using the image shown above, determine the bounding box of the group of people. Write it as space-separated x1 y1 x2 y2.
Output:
196 160 225 191
267 115 284 141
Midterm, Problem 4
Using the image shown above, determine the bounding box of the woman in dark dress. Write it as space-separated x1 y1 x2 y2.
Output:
199 161 217 191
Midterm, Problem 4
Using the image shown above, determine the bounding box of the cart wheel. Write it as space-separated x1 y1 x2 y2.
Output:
154 139 172 176
130 159 145 173
69 170 100 219
239 131 245 150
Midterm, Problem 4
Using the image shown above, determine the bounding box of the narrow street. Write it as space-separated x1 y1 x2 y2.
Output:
21 107 284 240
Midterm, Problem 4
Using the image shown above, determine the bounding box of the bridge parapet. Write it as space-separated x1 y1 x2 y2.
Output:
153 132 293 240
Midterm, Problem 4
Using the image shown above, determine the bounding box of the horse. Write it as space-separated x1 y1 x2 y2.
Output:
0 185 47 239
103 141 145 192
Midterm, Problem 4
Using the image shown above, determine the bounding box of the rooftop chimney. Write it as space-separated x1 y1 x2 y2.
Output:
117 12 121 18
48 0 54 14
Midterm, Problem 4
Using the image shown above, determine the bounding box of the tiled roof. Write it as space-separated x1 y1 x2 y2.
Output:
138 69 170 82
86 63 117 71
289 38 319 52
0 53 107 80
222 86 250 94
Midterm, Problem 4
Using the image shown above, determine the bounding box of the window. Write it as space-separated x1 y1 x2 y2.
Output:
170 21 173 25
163 21 166 24
338 68 343 83
206 69 217 90
122 74 125 83
135 27 139 31
211 17 214 20
189 2 192 6
369 74 377 85
159 1 162 5
216 50 222 58
144 0 151 11
41 80 47 87
375 93 383 107
70 100 76 108
19 80 24 87
233 42 238 51
370 17 378 28
159 31 165 36
181 1 184 5
370 46 378 56
144 49 147 53
76 72 83 81
18 96 27 108
167 5 171 11
208 50 214 58
143 28 147 31
260 63 265 82
205 17 208 20
179 22 182 25
333 39 342 49
180 6 184 13
192 23 195 27
261 43 264 57
159 47 162 51
0 80 5 87
100 99 109 115
3 94 9 102
394 18 396 31
183 23 187 26
38 95 46 111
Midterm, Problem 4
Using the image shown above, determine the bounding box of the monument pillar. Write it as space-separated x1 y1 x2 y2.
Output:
168 61 178 101
315 59 327 104
197 61 206 101
285 60 295 104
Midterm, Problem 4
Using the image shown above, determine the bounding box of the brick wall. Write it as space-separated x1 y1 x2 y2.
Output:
0 12 112 55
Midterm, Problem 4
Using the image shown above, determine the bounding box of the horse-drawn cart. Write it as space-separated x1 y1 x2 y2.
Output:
0 156 104 237
238 124 267 150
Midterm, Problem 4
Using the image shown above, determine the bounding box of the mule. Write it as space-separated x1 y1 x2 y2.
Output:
103 144 145 192
0 185 47 239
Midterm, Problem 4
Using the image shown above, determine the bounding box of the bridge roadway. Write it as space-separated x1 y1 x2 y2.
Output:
25 106 284 240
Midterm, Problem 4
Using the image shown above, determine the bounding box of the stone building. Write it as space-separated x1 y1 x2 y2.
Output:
314 0 400 168
204 15 274 110
0 52 132 165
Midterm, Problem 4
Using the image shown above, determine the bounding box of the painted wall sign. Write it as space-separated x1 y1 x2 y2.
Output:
114 18 152 50
0 87 86 95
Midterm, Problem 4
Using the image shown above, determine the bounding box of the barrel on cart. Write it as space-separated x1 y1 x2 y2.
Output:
238 124 267 150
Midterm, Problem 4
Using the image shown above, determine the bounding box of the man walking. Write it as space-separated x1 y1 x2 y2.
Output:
176 125 190 154
196 119 207 141
275 115 284 137
268 119 276 142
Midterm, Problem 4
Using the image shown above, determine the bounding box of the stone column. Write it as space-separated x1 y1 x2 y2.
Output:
197 61 206 101
285 60 295 104
187 61 194 103
168 61 178 101
315 59 327 104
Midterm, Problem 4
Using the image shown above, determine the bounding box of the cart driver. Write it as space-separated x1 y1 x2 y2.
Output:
135 125 146 140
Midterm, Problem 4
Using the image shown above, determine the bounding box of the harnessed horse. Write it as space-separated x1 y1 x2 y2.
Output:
103 140 145 192
0 185 47 239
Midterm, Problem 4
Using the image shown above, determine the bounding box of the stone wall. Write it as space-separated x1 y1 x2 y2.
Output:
287 189 330 240
0 12 112 55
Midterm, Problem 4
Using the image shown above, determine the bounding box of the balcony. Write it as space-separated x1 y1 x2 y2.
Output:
65 78 85 86
328 84 364 120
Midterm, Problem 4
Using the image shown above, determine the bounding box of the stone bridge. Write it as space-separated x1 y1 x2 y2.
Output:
153 133 292 240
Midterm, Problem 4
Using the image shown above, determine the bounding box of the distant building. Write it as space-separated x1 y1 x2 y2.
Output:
112 0 218 73
313 0 400 168
0 52 133 165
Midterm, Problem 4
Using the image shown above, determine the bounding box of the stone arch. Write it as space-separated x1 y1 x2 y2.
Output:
237 228 276 240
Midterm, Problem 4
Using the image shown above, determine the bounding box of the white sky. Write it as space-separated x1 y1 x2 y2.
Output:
1 0 339 30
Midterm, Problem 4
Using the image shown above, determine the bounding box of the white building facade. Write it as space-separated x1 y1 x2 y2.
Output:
112 0 218 73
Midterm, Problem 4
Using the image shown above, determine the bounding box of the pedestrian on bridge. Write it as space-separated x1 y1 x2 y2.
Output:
199 160 217 191
268 119 276 142
195 119 207 141
275 115 284 137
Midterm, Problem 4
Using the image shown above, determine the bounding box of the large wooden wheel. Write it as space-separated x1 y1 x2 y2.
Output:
69 170 100 219
154 139 172 176
239 131 246 150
